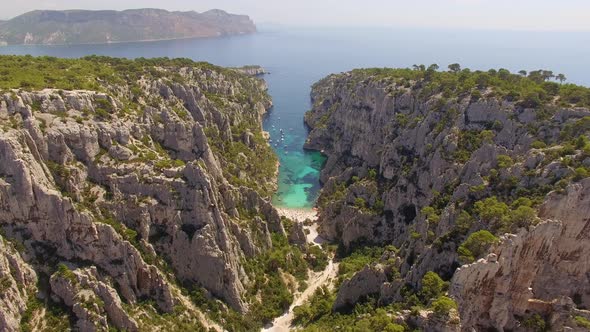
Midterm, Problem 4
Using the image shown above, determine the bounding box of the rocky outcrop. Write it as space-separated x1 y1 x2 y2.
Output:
333 264 388 310
304 68 590 329
451 179 590 331
50 266 139 332
0 8 256 45
407 309 462 332
234 66 267 77
0 236 36 332
0 57 284 329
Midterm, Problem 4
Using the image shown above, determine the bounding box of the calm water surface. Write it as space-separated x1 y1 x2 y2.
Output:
1 26 589 208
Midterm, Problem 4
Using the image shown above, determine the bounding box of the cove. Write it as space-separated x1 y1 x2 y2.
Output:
1 26 589 208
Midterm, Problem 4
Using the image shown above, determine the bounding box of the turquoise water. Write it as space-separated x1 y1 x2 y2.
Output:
1 26 589 207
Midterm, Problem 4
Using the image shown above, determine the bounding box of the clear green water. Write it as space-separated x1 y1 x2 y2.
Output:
2 26 588 207
262 102 326 208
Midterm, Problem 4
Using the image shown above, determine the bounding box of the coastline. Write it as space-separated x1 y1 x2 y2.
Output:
0 31 256 47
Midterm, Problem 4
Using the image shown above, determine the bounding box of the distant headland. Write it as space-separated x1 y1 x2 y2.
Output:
0 8 256 46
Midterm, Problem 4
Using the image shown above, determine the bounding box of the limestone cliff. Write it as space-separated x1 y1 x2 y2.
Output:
304 67 590 330
451 179 590 331
0 56 285 331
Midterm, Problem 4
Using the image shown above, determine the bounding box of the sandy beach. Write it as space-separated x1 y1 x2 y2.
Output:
276 207 318 222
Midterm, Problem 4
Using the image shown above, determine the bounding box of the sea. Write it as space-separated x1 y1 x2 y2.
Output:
1 26 589 208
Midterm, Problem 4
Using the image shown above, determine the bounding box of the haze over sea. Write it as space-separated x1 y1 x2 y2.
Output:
2 26 589 208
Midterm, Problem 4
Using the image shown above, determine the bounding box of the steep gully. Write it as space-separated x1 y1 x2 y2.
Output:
263 209 338 332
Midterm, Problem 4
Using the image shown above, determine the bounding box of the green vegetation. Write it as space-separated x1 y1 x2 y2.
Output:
206 120 278 197
306 64 590 331
496 155 514 169
421 206 441 224
0 55 240 91
457 230 499 263
345 66 590 108
419 271 448 302
0 55 303 330
294 291 406 332
574 316 590 329
129 301 208 332
21 295 72 332
0 275 12 292
293 287 335 326
242 233 308 325
337 246 389 284
452 130 488 163
431 296 458 317
522 314 548 331
56 263 78 284
186 233 326 331
473 196 539 233
97 217 139 247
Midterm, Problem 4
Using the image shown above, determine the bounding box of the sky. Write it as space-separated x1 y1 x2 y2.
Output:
2 0 590 31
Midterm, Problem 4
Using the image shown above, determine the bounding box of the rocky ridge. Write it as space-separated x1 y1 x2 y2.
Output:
0 56 290 331
302 67 590 330
0 8 256 45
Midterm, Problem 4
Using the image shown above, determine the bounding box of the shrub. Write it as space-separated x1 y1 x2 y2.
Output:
458 230 499 263
471 90 482 101
354 197 367 209
337 246 385 281
57 263 77 283
455 210 474 234
510 205 538 228
474 196 510 229
531 140 547 149
575 316 590 329
496 155 514 169
421 206 441 224
574 167 590 181
431 296 458 317
367 168 378 180
420 271 447 302
523 314 547 331
292 286 334 326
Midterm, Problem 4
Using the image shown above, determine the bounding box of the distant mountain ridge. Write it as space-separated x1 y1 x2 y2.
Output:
0 8 257 45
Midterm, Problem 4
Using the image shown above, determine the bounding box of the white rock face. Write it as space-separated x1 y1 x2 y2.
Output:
451 179 590 331
333 264 388 310
0 64 283 329
50 267 139 332
0 236 37 332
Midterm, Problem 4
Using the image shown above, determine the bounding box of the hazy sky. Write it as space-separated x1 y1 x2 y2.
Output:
3 0 589 31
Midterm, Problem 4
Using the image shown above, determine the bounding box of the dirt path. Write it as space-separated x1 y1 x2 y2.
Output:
263 259 338 332
262 208 337 332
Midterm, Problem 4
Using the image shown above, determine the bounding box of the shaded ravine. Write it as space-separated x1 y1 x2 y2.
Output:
263 209 338 332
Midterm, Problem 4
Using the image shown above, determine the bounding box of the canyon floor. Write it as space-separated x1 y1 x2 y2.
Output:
263 208 338 332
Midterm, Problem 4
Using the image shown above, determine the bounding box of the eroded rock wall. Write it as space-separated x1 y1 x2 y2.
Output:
0 64 281 330
305 69 590 330
451 179 590 331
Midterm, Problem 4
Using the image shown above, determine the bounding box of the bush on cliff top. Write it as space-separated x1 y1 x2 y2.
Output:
345 65 590 108
457 230 499 263
0 55 237 91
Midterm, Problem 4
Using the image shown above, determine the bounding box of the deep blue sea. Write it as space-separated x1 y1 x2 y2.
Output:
1 26 589 208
